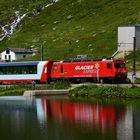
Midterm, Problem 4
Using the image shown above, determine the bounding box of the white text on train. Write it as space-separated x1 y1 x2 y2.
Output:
75 65 94 70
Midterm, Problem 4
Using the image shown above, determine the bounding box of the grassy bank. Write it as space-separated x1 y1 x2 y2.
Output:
125 50 140 72
69 85 140 98
0 82 71 96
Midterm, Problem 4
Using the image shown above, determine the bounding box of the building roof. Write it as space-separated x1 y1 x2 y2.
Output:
7 48 33 54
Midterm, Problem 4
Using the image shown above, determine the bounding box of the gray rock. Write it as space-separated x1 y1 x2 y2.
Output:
67 15 73 20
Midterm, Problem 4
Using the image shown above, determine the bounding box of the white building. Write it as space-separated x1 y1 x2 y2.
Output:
1 48 34 62
118 25 140 51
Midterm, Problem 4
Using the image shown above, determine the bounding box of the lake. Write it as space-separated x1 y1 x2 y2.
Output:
0 96 140 140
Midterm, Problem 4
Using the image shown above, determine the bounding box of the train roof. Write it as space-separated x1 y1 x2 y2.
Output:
62 57 125 63
0 61 48 67
63 57 109 63
63 58 102 63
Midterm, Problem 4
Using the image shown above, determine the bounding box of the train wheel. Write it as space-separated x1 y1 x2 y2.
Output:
81 78 87 83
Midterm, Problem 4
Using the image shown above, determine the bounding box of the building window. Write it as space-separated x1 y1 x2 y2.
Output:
6 50 10 54
9 55 11 61
5 55 7 60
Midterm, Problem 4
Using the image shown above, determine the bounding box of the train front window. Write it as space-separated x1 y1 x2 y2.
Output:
114 63 125 68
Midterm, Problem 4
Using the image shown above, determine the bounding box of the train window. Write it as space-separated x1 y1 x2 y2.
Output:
121 63 125 68
53 65 58 70
114 63 125 68
0 65 37 75
107 63 112 69
30 65 37 74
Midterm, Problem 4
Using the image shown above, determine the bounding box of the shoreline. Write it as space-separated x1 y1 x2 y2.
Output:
0 83 140 98
69 84 140 99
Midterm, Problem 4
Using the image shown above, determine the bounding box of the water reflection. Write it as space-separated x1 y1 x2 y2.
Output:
117 106 133 140
0 96 139 140
36 98 126 134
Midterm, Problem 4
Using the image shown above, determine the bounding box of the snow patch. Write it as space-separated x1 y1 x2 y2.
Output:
0 11 26 41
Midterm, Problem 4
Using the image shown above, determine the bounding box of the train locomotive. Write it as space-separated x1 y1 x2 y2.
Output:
51 57 127 83
0 57 127 84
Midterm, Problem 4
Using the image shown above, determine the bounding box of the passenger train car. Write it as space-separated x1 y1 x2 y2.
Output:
0 61 53 83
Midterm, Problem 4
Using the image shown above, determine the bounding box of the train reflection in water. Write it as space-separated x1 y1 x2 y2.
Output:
36 98 132 137
0 97 135 140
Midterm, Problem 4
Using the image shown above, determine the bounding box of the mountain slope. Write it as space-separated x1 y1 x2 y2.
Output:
0 0 48 25
1 0 140 60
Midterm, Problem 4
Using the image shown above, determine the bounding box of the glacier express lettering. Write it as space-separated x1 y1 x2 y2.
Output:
75 65 94 70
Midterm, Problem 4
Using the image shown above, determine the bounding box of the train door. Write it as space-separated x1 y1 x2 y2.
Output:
47 61 54 83
106 62 113 76
60 65 63 73
40 61 53 83
60 65 64 78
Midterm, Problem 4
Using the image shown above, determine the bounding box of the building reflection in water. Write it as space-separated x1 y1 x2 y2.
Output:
117 106 133 140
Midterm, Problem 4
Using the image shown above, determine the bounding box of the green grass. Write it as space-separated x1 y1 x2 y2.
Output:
0 82 71 96
1 0 140 71
125 49 140 72
0 85 26 96
0 0 48 24
134 78 140 84
69 85 140 98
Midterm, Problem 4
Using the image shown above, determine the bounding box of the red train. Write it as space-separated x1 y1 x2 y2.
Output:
50 57 127 83
0 57 127 84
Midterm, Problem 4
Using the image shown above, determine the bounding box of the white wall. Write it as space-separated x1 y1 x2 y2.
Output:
15 54 33 60
1 50 16 61
1 50 33 61
118 26 135 51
